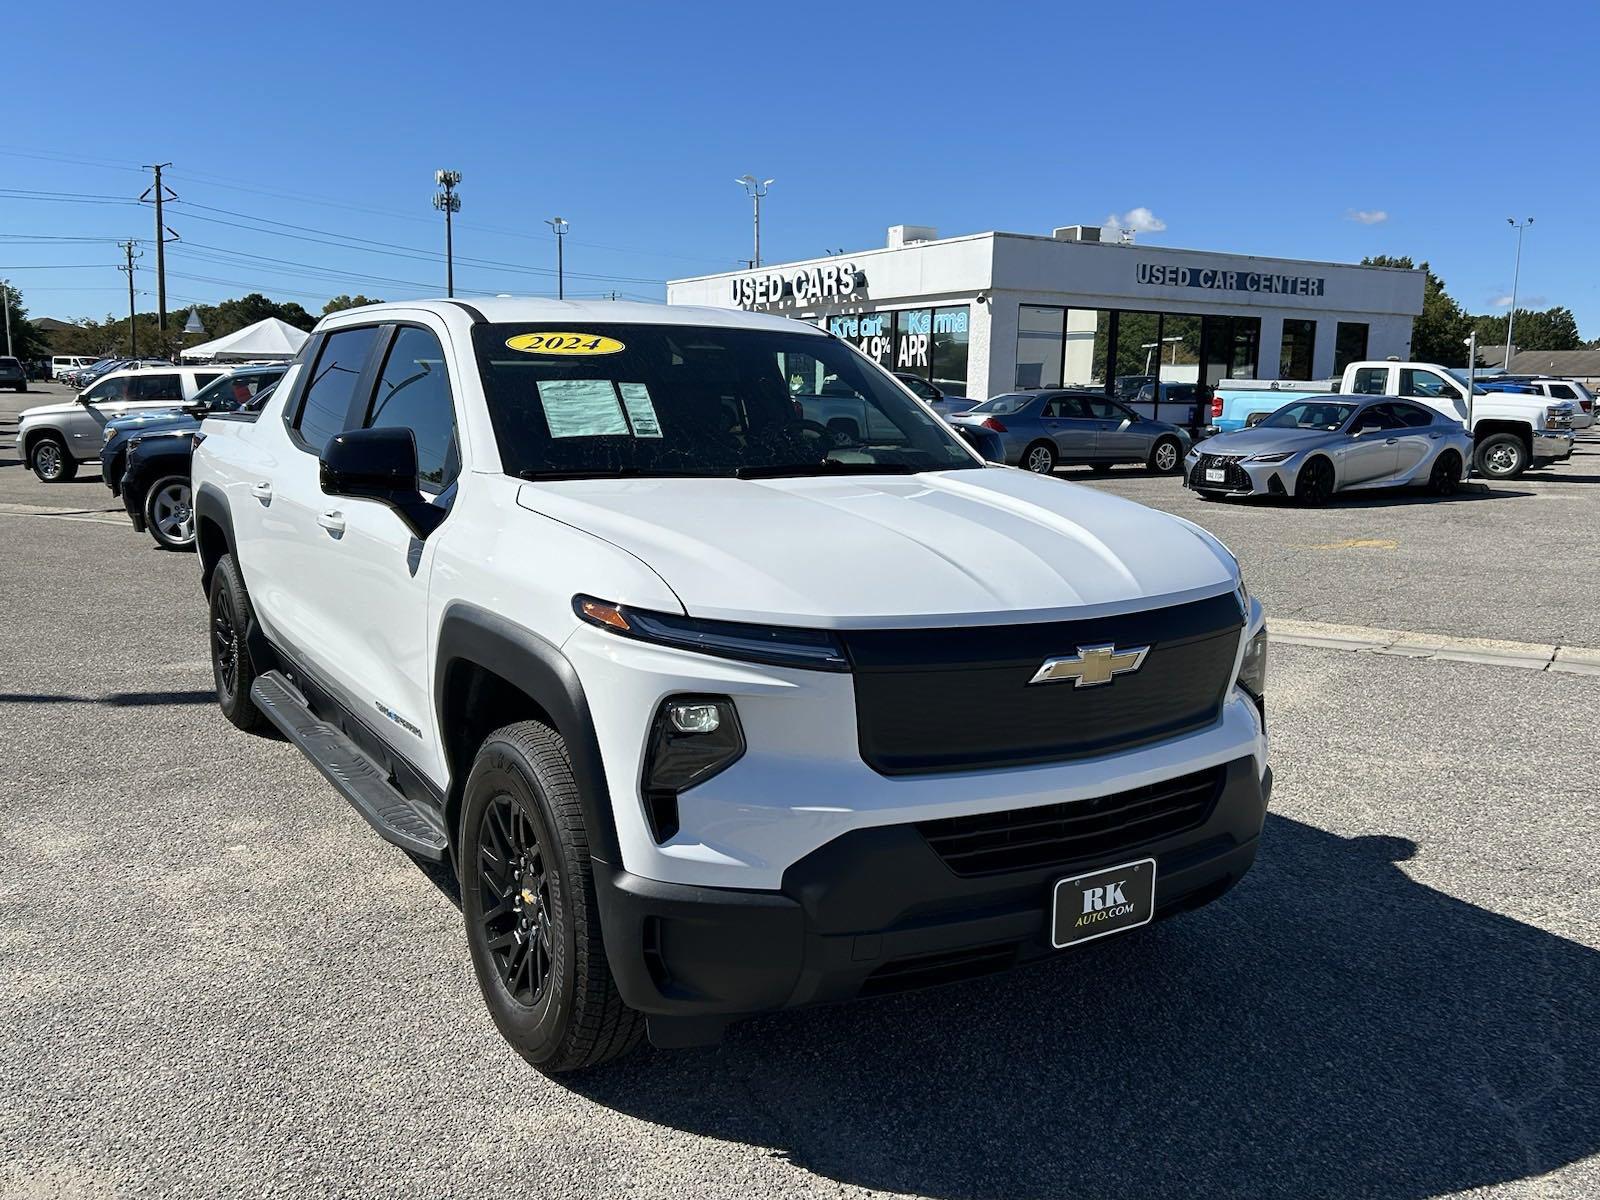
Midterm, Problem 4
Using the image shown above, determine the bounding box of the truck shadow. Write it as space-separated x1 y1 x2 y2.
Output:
565 814 1599 1199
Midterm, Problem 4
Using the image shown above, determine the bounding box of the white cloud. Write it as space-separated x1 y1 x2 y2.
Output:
1101 207 1167 241
1346 209 1389 225
1492 294 1514 308
1492 293 1545 309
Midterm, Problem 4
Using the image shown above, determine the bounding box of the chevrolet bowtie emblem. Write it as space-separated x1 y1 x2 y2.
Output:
1029 643 1150 687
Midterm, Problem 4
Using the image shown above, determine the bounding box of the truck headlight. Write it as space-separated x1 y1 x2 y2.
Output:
574 595 849 672
641 695 745 842
104 427 117 443
1238 625 1268 717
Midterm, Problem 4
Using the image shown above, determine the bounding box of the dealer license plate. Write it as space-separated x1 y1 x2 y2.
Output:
1051 858 1156 949
1205 467 1226 483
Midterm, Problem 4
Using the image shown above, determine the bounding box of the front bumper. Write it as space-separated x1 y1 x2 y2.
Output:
1534 429 1576 461
1184 451 1291 496
595 756 1271 1032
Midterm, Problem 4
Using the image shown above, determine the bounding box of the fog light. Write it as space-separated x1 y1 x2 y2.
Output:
668 701 721 734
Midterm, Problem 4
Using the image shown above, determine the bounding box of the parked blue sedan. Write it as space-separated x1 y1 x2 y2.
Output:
949 390 1192 474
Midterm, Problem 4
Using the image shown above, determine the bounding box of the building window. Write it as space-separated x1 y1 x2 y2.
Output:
828 311 893 368
1065 308 1112 390
1016 305 1064 389
1279 319 1316 380
895 308 933 376
1334 322 1369 373
930 305 969 394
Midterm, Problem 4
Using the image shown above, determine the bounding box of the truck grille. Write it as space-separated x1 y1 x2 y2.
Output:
1191 453 1252 492
840 592 1242 775
917 764 1225 877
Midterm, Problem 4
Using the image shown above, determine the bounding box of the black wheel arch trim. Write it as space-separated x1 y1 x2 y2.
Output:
435 602 622 867
193 481 237 598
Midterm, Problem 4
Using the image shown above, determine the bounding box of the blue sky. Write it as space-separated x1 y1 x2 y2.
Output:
5 0 1598 333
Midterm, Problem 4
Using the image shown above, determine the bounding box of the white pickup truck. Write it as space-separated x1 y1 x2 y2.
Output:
189 298 1271 1072
1211 360 1576 480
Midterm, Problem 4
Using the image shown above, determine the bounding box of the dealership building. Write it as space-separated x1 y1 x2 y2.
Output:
666 225 1427 403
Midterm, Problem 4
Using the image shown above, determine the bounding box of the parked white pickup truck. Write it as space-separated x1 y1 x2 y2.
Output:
1211 361 1575 480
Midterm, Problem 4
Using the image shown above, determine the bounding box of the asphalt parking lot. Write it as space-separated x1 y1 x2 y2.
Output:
2 382 1597 1199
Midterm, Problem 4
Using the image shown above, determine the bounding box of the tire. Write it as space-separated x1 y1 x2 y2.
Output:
144 475 196 550
208 553 267 733
29 434 76 482
1294 456 1335 506
1427 451 1462 497
461 721 645 1073
1148 436 1182 475
1474 432 1527 480
1022 441 1057 474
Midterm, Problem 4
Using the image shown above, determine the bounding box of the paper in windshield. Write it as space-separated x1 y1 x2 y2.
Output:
537 379 629 438
618 383 662 438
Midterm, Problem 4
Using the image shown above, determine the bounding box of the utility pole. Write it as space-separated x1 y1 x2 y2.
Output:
433 170 462 297
118 240 142 356
2 279 11 358
1504 217 1533 371
735 175 774 268
141 164 178 340
546 217 569 299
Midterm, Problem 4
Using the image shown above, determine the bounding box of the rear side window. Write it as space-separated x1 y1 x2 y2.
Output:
1545 383 1575 399
131 374 182 401
1389 402 1435 427
364 326 459 491
193 372 222 390
295 326 380 452
1350 367 1388 395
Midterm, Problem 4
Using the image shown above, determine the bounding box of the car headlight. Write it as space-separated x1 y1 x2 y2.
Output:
104 427 117 443
1246 451 1293 463
574 595 849 672
1238 625 1268 717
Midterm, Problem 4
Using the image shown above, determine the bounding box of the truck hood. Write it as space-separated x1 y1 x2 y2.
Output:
515 468 1237 628
108 410 196 435
19 400 80 420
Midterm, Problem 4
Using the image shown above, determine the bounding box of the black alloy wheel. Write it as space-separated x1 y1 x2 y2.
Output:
477 794 555 1008
1294 456 1335 506
1428 452 1462 496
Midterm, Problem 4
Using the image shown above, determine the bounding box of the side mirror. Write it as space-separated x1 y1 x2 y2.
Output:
1353 423 1380 437
319 427 443 539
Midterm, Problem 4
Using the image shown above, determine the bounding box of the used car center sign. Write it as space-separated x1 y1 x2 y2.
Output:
731 262 864 308
1137 262 1327 298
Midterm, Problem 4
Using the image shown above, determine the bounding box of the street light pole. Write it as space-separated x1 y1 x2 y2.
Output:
736 175 774 268
433 170 462 297
1504 217 1532 371
546 217 569 299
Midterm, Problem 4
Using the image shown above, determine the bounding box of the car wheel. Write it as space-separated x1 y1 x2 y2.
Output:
208 553 267 733
29 435 76 482
1022 441 1057 474
144 475 196 550
461 720 645 1073
1148 437 1182 474
1294 456 1335 506
1475 433 1527 480
1428 451 1462 496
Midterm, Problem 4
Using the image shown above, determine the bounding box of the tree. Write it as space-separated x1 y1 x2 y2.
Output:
0 284 52 363
1362 255 1472 367
1469 306 1581 354
323 294 383 314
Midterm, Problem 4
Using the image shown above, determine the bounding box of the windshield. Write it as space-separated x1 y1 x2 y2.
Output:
472 323 981 479
191 368 283 411
968 393 1035 415
1260 400 1357 431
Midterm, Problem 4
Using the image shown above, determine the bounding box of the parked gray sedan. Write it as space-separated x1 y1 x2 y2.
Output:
949 390 1192 474
1184 396 1475 505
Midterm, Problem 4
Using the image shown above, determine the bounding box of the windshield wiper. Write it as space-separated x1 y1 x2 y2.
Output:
517 466 707 481
734 460 923 480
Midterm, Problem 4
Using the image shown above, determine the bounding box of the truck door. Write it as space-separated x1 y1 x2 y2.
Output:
1397 368 1469 423
295 322 459 783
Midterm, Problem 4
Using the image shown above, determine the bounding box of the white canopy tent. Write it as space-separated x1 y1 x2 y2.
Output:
180 317 309 362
